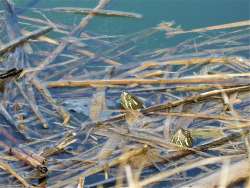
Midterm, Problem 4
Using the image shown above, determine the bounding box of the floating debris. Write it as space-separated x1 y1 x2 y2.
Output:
0 0 249 187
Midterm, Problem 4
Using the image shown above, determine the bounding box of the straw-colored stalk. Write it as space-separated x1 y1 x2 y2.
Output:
46 73 250 88
160 20 250 35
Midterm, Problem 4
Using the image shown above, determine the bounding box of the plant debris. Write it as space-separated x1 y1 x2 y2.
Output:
0 0 249 187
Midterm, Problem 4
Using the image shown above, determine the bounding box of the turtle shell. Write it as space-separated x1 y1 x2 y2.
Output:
170 128 193 148
120 91 144 111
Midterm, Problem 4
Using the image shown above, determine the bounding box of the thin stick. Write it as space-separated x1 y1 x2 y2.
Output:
142 85 250 113
0 159 33 188
41 132 77 157
161 20 250 35
145 56 232 66
75 48 121 66
150 112 250 122
44 7 142 19
21 29 59 45
0 26 52 56
18 15 69 34
46 73 250 88
8 147 48 174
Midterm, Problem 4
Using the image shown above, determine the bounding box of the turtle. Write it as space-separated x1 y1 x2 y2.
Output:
120 91 144 111
170 128 193 148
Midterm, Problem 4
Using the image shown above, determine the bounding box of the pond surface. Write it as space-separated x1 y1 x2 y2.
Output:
0 0 249 188
12 0 250 52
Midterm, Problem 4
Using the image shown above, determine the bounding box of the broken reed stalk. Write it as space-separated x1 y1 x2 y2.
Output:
162 20 250 36
18 15 69 34
8 147 48 174
45 7 142 19
46 73 250 88
150 112 250 122
78 176 85 188
143 56 234 67
0 141 47 174
21 29 59 45
109 83 249 94
41 132 77 157
142 85 250 113
75 48 121 66
30 78 70 125
203 45 250 55
0 26 52 56
0 159 33 188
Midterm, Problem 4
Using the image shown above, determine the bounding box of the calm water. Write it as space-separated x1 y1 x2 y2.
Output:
11 0 250 51
0 1 249 187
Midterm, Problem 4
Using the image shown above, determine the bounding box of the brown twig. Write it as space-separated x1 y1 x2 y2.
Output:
8 147 48 174
149 112 250 122
46 73 250 88
160 20 250 36
0 141 47 174
0 159 33 188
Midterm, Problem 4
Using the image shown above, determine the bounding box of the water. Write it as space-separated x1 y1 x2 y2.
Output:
12 0 250 51
0 1 250 187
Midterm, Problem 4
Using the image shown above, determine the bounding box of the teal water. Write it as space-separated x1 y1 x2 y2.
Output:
13 0 250 35
10 0 249 55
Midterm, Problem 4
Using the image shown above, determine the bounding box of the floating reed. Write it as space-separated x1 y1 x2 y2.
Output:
44 7 142 19
47 73 250 88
